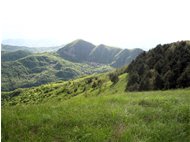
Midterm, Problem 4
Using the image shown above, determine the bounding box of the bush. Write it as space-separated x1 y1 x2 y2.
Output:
109 73 119 84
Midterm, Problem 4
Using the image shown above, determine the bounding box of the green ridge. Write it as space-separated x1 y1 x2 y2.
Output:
2 52 112 91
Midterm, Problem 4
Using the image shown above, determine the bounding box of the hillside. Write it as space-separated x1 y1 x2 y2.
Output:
1 50 32 61
57 39 144 67
2 39 143 68
88 44 122 64
127 41 190 91
1 44 36 52
1 44 62 53
2 72 190 141
57 39 96 62
2 40 190 142
111 48 144 68
1 52 112 91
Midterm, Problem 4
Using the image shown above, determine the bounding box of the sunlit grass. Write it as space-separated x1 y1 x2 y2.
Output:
2 73 190 141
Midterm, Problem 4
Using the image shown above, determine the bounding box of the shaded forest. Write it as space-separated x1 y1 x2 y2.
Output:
127 41 190 91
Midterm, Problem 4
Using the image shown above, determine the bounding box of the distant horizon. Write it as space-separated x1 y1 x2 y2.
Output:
2 0 190 51
2 38 190 51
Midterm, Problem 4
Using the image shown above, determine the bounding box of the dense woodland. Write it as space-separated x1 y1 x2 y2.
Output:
1 52 112 91
127 41 190 91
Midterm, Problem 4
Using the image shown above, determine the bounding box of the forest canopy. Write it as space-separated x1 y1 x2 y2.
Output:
127 41 190 91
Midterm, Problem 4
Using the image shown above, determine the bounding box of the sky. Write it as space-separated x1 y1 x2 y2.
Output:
1 0 190 50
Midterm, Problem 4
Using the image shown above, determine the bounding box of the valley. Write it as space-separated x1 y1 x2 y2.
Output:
2 52 112 91
2 0 190 141
1 40 190 142
1 39 143 91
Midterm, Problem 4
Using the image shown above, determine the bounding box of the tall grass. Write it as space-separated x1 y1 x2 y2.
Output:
2 74 190 141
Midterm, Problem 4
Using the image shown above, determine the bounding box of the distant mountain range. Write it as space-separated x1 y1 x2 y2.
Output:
2 39 63 47
1 39 143 91
1 51 112 91
57 39 144 67
2 39 144 67
1 44 62 53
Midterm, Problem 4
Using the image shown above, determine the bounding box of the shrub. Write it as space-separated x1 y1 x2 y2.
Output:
109 73 119 84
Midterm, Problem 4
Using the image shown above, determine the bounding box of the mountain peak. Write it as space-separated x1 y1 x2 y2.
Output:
57 39 95 62
71 39 92 46
57 39 144 67
96 44 106 47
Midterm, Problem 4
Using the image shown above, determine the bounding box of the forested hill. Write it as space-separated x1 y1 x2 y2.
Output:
1 50 32 61
127 41 190 91
57 39 143 67
1 52 112 91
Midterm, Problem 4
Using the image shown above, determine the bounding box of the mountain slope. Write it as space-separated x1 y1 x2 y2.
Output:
1 44 36 52
1 50 32 61
88 44 121 64
57 39 96 62
127 40 190 91
1 44 62 53
111 48 144 68
57 39 144 67
2 71 190 141
2 52 112 91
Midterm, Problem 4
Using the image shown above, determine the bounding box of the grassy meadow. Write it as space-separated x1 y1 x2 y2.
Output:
2 74 190 142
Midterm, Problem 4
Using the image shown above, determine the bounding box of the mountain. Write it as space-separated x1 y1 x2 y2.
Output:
89 44 122 64
127 40 190 91
1 50 32 61
1 52 112 91
1 44 62 53
1 44 36 52
2 39 144 67
111 48 144 68
57 39 144 67
57 39 96 62
2 41 190 142
2 39 63 47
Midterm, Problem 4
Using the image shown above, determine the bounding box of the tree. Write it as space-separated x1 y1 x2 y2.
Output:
109 73 119 84
126 41 190 91
163 70 175 89
154 73 164 89
177 66 190 88
127 72 140 91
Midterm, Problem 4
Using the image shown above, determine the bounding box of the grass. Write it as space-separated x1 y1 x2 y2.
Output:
2 73 190 142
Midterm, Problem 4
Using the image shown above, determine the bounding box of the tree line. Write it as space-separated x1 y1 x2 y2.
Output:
126 41 190 91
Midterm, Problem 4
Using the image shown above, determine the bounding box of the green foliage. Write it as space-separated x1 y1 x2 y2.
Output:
1 50 32 61
1 72 190 141
1 72 123 106
1 52 113 91
127 72 140 91
109 73 119 84
127 41 190 91
177 65 190 88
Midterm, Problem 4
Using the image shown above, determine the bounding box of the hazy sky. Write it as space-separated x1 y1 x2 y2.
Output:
1 0 190 50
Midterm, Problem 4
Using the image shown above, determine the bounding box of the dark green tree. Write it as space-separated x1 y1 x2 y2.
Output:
109 73 119 84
